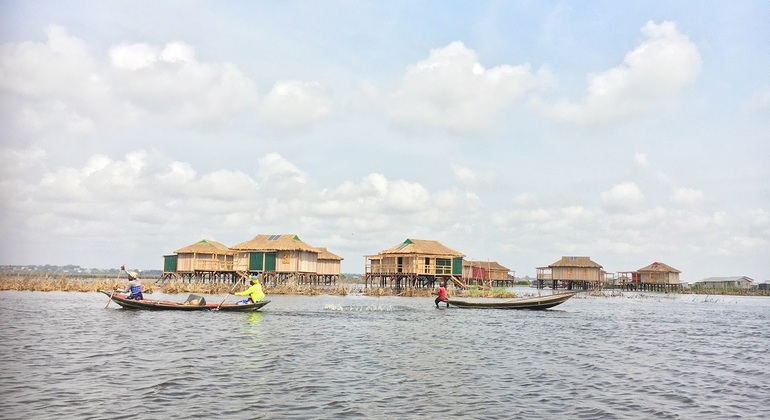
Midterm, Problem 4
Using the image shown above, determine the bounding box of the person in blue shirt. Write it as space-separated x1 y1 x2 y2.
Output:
117 271 144 300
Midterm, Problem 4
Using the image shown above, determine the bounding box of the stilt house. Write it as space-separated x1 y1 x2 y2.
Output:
463 260 515 287
365 239 466 289
314 247 343 285
637 261 681 286
536 256 603 290
162 239 233 282
231 234 319 285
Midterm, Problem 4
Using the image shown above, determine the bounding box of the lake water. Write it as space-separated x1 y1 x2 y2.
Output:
0 289 768 419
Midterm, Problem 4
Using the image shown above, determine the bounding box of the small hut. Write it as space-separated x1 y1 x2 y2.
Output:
536 256 603 290
365 238 466 289
463 260 515 287
161 239 234 283
230 234 319 286
314 247 343 285
635 261 681 291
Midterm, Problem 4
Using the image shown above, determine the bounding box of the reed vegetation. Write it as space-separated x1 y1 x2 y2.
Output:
1 273 520 298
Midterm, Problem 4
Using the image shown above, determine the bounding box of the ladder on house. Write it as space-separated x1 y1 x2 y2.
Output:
449 276 468 289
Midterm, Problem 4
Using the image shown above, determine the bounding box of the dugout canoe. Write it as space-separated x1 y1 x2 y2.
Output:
99 290 269 312
445 292 576 310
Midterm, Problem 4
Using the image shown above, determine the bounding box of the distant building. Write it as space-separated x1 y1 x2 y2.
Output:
314 247 343 285
463 260 515 287
536 256 603 290
693 276 754 289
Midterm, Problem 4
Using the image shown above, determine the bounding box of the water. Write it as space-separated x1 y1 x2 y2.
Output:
1 290 768 419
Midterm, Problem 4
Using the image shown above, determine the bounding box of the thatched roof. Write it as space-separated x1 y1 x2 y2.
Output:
464 260 510 271
175 239 232 255
230 234 319 253
315 247 343 261
637 261 681 273
378 239 464 257
549 256 602 268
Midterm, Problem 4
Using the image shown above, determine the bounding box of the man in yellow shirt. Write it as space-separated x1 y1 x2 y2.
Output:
235 276 265 304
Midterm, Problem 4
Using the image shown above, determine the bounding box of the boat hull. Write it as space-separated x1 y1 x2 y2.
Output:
446 292 575 310
100 290 269 312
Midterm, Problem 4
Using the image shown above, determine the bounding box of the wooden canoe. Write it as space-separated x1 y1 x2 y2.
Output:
445 292 576 310
100 290 269 312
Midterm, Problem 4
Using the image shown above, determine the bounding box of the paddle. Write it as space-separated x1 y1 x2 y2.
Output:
105 265 125 308
216 275 245 310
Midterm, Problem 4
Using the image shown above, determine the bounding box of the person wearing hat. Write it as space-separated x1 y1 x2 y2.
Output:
234 275 265 304
116 269 144 300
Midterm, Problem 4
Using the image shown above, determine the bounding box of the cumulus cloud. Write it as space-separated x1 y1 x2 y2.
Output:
108 41 256 124
259 80 332 131
540 21 701 124
377 41 549 135
670 187 704 205
451 164 495 188
0 25 110 135
601 182 645 213
634 152 649 168
0 26 259 136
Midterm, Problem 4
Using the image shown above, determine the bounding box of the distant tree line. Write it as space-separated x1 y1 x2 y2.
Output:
0 265 162 276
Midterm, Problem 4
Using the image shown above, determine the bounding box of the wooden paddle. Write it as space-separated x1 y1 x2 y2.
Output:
216 275 245 310
105 265 125 308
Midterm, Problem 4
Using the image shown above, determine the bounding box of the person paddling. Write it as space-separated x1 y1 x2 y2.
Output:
115 266 143 300
235 275 265 304
435 281 449 308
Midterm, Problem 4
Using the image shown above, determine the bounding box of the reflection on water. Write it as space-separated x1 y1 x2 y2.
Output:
0 290 769 419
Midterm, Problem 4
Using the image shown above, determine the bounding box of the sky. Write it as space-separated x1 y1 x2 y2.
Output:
0 1 768 281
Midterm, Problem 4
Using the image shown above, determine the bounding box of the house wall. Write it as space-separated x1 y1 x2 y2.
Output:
176 253 233 272
369 255 458 275
275 250 318 273
233 252 250 272
317 260 341 275
552 266 601 282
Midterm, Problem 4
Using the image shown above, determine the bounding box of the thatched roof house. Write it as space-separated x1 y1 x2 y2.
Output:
636 261 681 285
315 247 343 276
367 238 465 277
165 239 233 273
539 256 604 283
231 234 320 274
463 260 513 281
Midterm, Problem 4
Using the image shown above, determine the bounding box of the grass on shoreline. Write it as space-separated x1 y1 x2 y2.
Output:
0 273 518 298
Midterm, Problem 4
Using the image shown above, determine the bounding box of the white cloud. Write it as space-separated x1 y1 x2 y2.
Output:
601 182 645 213
540 21 701 124
0 26 259 136
634 152 649 168
378 41 548 135
256 153 309 189
451 164 495 188
259 80 332 130
670 187 704 205
109 41 256 124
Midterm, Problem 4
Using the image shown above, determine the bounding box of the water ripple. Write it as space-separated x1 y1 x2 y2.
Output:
1 291 769 419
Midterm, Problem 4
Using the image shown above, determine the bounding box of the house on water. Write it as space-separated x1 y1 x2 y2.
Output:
161 239 235 283
618 261 682 291
463 260 516 287
536 256 604 290
365 239 466 289
230 234 320 286
314 247 343 285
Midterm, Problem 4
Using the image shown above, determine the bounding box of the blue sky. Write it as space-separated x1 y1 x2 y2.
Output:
1 1 768 281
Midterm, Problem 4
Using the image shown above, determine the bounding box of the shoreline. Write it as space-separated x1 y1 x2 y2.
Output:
0 273 767 297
